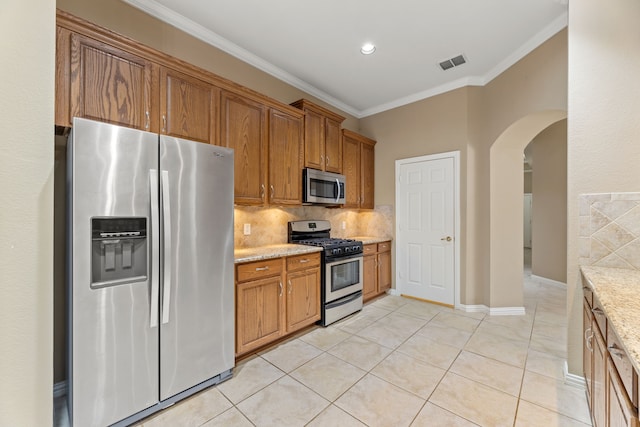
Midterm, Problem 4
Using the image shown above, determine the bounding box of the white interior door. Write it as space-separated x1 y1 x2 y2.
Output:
396 153 457 306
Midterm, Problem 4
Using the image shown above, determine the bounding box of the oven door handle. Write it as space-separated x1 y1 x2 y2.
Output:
325 291 363 309
325 253 363 265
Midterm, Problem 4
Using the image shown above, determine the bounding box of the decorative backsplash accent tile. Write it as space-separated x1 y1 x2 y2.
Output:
579 193 640 269
234 205 394 248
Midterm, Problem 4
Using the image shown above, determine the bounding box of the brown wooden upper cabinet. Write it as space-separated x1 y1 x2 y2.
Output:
342 129 376 209
268 107 304 205
58 30 155 131
160 68 218 144
290 99 345 173
220 90 268 206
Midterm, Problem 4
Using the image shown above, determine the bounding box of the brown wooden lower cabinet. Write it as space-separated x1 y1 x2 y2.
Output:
583 285 639 427
236 253 320 356
362 241 392 302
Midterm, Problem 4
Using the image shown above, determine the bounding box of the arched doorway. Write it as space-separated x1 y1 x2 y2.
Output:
489 110 567 309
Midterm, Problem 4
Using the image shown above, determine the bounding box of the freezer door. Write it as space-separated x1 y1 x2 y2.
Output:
159 136 235 400
69 118 159 427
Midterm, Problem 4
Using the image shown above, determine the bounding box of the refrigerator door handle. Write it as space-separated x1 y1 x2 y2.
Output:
161 170 172 325
149 170 160 328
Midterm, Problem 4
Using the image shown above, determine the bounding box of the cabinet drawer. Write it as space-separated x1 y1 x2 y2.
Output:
583 283 593 309
592 294 607 338
607 322 638 405
286 252 320 272
378 241 391 252
236 258 283 282
363 244 376 255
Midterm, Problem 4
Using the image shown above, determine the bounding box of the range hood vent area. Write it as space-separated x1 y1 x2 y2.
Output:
439 54 466 71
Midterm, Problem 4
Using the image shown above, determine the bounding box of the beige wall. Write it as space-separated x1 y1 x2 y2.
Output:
567 0 640 375
360 31 567 308
531 120 567 283
0 0 55 425
56 0 360 131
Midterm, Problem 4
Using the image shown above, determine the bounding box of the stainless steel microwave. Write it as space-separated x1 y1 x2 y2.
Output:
303 168 345 205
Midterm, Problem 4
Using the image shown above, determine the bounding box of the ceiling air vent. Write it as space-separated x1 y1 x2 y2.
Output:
439 54 466 71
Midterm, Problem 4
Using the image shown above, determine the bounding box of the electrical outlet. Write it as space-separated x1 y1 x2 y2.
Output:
243 223 251 235
341 221 346 230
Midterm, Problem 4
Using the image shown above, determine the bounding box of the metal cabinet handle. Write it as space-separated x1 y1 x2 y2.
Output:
608 344 625 359
288 279 292 294
145 111 150 130
326 156 330 166
299 259 309 264
441 236 452 242
270 185 274 199
255 266 269 271
320 155 324 165
585 327 593 352
261 184 265 200
279 281 283 297
162 114 166 133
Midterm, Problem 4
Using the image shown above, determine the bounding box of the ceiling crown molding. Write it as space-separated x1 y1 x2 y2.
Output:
124 0 567 119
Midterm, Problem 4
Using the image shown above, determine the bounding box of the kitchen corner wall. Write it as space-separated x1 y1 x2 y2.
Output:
234 205 393 248
579 193 640 269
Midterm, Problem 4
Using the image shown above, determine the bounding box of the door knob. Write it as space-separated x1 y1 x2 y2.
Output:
441 236 452 242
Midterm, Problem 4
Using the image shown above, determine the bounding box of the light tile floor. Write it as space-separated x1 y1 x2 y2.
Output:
55 254 592 427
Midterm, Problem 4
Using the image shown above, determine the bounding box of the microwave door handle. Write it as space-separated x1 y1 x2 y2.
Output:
335 178 340 203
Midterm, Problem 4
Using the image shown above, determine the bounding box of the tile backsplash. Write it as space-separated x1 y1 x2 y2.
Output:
579 193 640 269
234 205 393 248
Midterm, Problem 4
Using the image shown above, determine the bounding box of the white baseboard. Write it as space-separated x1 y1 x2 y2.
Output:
457 304 488 313
564 362 586 389
488 306 526 316
531 275 567 289
54 381 67 398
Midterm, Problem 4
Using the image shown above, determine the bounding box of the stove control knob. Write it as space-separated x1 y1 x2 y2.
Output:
353 245 360 252
332 248 341 255
344 246 351 253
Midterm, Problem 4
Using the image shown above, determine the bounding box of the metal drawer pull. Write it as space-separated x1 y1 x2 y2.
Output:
279 281 283 297
255 266 269 271
608 344 625 359
299 259 310 263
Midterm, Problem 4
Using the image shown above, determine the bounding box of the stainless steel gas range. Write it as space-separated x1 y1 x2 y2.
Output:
288 220 364 326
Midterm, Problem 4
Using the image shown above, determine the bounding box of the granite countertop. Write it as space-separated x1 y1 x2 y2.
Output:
234 244 322 264
581 265 640 374
350 236 392 245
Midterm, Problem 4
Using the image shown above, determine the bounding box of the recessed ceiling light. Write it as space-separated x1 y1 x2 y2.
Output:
360 43 376 55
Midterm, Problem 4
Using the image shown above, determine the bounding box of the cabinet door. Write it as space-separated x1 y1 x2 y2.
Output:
269 108 303 205
342 134 361 208
593 325 607 427
377 249 392 293
361 142 375 209
286 267 320 333
324 118 342 173
69 33 154 130
236 276 284 355
362 254 377 302
160 68 218 144
220 91 267 205
608 361 639 427
584 300 594 405
303 109 325 170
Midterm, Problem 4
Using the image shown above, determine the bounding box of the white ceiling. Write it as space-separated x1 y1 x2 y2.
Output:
124 0 568 118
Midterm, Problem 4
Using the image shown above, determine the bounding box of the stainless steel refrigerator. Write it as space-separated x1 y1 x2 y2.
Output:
67 117 235 427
